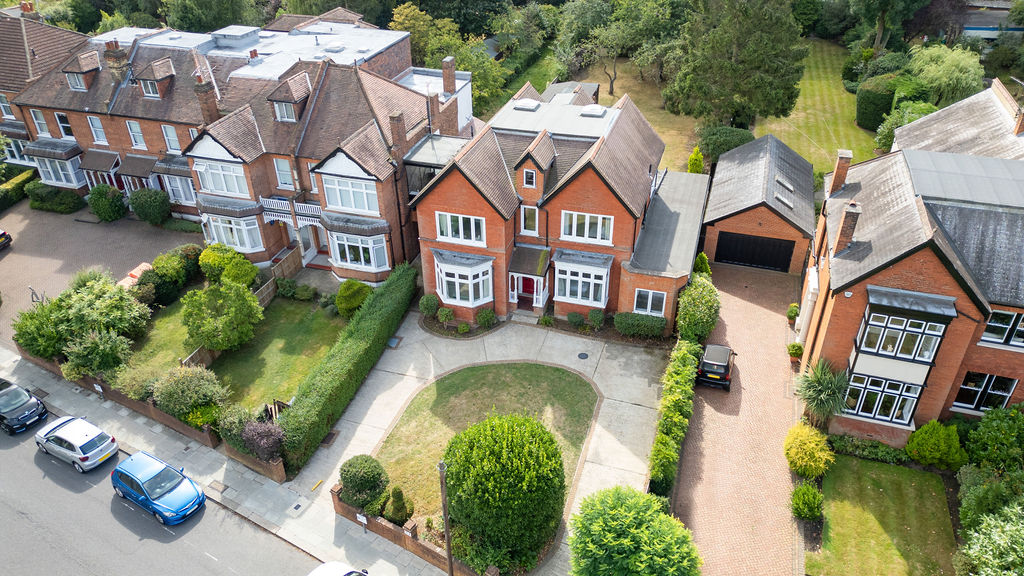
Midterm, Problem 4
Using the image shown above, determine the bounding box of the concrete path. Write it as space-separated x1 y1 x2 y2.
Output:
672 264 804 576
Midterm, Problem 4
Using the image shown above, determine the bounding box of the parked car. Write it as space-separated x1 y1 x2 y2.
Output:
111 451 206 525
35 416 119 473
307 562 368 576
0 229 11 250
0 378 48 435
695 345 736 391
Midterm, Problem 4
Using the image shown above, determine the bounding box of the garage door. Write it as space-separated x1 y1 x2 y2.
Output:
715 232 794 272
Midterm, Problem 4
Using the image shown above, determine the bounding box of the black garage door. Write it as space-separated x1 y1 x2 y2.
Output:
715 232 794 272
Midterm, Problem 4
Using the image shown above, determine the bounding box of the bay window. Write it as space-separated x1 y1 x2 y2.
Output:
4 139 34 165
322 175 377 214
858 312 944 363
554 263 608 306
435 261 493 306
328 232 388 271
561 210 612 244
954 372 1017 412
436 211 485 245
36 156 85 187
205 215 262 252
194 160 249 197
634 289 666 316
843 374 920 425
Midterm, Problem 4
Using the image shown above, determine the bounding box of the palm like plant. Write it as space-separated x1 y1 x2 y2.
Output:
796 359 849 429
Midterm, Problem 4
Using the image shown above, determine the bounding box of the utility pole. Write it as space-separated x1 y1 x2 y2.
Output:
438 460 455 576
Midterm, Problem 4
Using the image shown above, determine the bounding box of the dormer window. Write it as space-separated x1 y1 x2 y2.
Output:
274 101 296 122
141 80 160 98
66 73 86 91
523 169 536 188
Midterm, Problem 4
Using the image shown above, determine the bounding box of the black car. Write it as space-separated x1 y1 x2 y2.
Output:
0 229 10 250
0 379 48 435
695 345 736 391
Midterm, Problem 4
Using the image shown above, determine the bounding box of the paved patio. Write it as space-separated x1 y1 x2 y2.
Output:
672 264 804 576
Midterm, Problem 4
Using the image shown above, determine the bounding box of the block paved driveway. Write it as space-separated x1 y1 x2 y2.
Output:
673 263 803 576
0 201 199 347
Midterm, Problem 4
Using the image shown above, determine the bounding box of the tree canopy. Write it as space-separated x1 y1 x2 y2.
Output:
906 44 983 107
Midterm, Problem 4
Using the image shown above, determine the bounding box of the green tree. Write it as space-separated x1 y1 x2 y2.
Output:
662 0 809 125
874 100 937 149
1012 0 1024 26
851 0 929 52
426 29 511 104
906 44 983 107
588 21 632 95
181 282 263 351
791 0 822 32
390 2 435 66
569 486 701 576
795 358 848 428
96 10 132 33
553 0 611 75
163 0 256 32
417 0 511 35
687 146 704 173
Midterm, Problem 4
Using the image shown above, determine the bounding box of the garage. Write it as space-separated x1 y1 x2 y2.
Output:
714 232 794 272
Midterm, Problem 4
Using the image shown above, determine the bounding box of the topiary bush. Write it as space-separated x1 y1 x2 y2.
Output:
338 454 390 509
152 365 228 419
457 321 470 334
828 434 909 465
787 342 804 358
613 312 667 338
696 125 755 163
567 311 585 328
437 307 454 328
968 405 1024 473
181 282 264 351
60 329 132 381
336 279 372 319
676 275 720 343
687 146 704 174
787 303 800 322
419 293 440 317
587 309 604 330
856 73 897 131
905 420 968 470
383 485 414 526
444 413 566 573
791 481 824 521
87 184 127 222
475 308 496 329
784 422 835 479
693 251 711 275
128 187 171 225
241 420 285 462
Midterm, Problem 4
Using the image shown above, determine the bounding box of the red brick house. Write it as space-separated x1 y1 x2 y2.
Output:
799 148 1024 446
411 84 709 327
702 135 814 275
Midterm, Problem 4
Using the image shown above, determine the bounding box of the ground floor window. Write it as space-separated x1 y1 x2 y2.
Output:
634 289 666 316
85 170 118 189
329 232 388 271
843 373 920 425
36 156 85 188
3 139 34 165
554 263 608 307
953 372 1017 412
163 175 196 205
205 215 262 253
436 261 492 306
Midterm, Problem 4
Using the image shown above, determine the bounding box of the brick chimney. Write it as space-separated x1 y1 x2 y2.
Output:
194 75 220 125
441 56 456 96
827 149 854 197
427 93 441 134
833 201 861 253
103 40 129 83
389 111 407 158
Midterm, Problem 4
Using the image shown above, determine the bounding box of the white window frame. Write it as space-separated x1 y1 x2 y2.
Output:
87 116 106 144
435 260 493 307
634 289 666 316
523 169 536 188
858 312 944 363
141 80 160 98
554 262 609 307
274 157 294 190
521 205 538 236
161 125 180 153
0 94 14 118
66 72 86 91
436 211 485 246
953 372 1018 412
205 215 263 253
981 310 1024 348
126 120 146 149
54 112 74 139
843 373 920 425
30 109 49 137
274 101 296 122
3 139 35 165
36 156 85 188
322 175 378 215
194 159 249 198
163 175 196 205
308 162 318 194
328 232 388 272
561 210 613 245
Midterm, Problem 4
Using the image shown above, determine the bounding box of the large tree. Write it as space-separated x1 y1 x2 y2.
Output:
163 0 256 32
417 0 511 35
662 0 808 125
907 44 983 107
389 2 436 66
553 0 611 75
851 0 929 52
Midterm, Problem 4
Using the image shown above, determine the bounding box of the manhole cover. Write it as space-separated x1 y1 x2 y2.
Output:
578 352 589 360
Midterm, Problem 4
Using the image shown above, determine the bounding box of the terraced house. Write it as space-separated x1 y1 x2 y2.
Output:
411 83 709 329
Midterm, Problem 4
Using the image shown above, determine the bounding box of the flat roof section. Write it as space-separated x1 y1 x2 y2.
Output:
404 134 471 167
489 99 619 138
629 171 710 278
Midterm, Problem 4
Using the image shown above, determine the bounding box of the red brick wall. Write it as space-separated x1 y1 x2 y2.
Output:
21 106 198 160
703 205 810 275
363 36 412 81
941 303 1024 418
617 266 687 335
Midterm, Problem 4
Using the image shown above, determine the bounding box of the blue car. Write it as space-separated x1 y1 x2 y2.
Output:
111 451 206 525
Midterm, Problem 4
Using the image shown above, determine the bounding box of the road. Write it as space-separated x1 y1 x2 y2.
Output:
0 421 321 576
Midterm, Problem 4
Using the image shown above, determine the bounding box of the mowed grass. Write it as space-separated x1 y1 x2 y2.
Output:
212 298 345 410
805 455 956 576
123 299 193 380
376 363 598 523
756 38 878 171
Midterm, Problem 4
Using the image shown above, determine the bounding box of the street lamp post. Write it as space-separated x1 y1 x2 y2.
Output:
438 460 455 576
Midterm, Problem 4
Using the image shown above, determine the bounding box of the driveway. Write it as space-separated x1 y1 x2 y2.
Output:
0 201 200 347
672 264 803 576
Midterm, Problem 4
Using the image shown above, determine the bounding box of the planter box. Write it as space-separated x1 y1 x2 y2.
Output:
223 442 286 484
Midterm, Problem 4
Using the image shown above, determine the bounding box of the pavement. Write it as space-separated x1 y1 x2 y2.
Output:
672 263 804 576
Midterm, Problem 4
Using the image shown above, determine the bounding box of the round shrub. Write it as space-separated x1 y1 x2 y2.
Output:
130 282 156 306
221 257 259 287
787 303 800 321
241 420 285 462
60 329 132 381
784 423 835 479
587 309 604 330
128 187 171 226
905 420 968 470
856 73 898 131
567 312 585 328
181 282 264 351
87 184 127 222
152 365 228 419
153 252 187 288
383 486 414 526
443 414 566 573
419 293 440 317
791 481 824 521
475 308 496 329
968 405 1024 473
437 307 454 327
336 279 372 319
338 454 390 509
457 321 470 334
199 243 244 283
787 342 804 358
676 275 720 343
137 268 179 306
172 243 203 281
696 125 755 164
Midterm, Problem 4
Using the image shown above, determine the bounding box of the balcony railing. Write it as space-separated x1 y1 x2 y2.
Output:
259 197 291 212
295 202 322 216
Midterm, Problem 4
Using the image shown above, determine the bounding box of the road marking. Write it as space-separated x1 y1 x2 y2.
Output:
204 552 218 562
164 526 175 535
122 502 135 511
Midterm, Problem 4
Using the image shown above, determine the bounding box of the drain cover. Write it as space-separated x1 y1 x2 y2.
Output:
578 352 589 360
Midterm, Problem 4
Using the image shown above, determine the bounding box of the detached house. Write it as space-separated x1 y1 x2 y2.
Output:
799 149 1024 445
411 83 709 328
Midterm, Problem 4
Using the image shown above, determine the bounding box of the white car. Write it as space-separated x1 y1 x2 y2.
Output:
307 562 367 576
35 416 119 473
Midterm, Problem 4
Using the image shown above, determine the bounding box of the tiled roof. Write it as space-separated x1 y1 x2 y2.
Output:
512 82 542 101
321 211 389 235
61 50 99 73
268 71 310 103
205 105 265 162
0 119 28 139
318 6 364 23
263 13 317 32
540 81 598 104
197 193 262 217
23 136 81 159
0 16 87 93
117 153 159 177
339 120 393 180
455 126 520 219
135 56 175 81
517 130 555 171
79 149 120 172
357 68 428 147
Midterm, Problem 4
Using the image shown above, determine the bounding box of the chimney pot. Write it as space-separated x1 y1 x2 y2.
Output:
249 49 258 59
441 56 456 96
833 201 862 254
828 149 853 197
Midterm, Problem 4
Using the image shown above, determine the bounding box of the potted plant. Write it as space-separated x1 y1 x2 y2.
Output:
788 342 804 364
786 303 800 325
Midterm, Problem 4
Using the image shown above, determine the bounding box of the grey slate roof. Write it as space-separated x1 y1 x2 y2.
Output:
79 149 120 172
196 193 262 217
629 171 710 277
508 245 550 276
23 137 81 160
117 154 158 178
152 154 192 177
320 211 390 235
431 248 494 267
551 247 615 269
540 81 599 104
0 120 29 140
705 134 815 237
867 285 959 318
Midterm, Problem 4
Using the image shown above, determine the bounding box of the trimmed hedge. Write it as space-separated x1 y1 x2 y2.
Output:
279 263 416 471
855 73 897 131
828 434 909 465
676 274 720 343
613 312 667 338
648 339 701 496
26 180 85 213
0 168 34 213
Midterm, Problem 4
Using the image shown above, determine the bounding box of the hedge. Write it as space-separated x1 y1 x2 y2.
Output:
696 125 755 164
279 263 417 471
26 180 85 213
0 169 35 213
676 274 720 343
648 339 701 496
614 312 667 338
855 73 897 131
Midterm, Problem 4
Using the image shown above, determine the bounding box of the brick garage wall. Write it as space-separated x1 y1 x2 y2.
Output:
364 36 413 81
703 205 810 275
618 265 687 335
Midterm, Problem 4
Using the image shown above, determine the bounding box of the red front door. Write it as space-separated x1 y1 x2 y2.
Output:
521 276 535 296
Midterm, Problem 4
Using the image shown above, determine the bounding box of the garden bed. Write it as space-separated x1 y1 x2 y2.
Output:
538 314 675 348
376 363 597 525
419 313 501 339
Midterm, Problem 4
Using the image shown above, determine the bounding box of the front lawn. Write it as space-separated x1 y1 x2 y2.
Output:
805 455 956 576
376 363 598 523
119 299 193 383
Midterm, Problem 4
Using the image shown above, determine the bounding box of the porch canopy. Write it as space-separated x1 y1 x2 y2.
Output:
867 285 958 319
152 154 193 178
79 149 120 172
117 154 159 178
509 245 550 277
